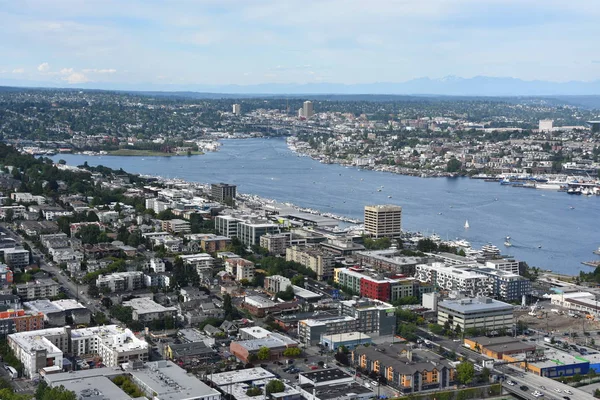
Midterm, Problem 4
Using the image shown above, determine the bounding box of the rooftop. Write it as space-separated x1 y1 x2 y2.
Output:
300 315 356 327
23 299 63 314
300 368 352 383
321 332 372 343
122 298 178 314
209 367 275 386
438 297 513 314
298 382 373 400
129 360 220 400
52 299 87 311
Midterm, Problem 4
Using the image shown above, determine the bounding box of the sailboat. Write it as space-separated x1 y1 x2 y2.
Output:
504 236 512 247
464 220 470 229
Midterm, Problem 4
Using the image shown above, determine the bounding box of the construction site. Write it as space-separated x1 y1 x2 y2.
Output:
516 299 600 335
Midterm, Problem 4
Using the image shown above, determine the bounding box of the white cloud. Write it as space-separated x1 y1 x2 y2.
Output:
60 68 74 75
62 72 89 84
12 68 24 74
82 68 117 74
37 62 50 72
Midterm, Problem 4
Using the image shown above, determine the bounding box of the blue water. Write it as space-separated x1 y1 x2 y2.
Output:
53 138 600 275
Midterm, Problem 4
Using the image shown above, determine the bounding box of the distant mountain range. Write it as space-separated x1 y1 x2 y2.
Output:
2 75 600 97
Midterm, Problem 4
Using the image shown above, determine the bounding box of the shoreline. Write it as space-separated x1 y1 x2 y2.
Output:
286 137 600 195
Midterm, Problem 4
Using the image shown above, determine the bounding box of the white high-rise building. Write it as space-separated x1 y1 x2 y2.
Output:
302 101 314 118
539 119 553 132
232 104 241 115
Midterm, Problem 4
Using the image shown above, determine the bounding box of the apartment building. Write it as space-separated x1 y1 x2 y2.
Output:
260 233 289 255
179 253 214 281
237 220 280 247
3 247 30 268
225 258 255 281
340 299 397 336
286 245 335 280
264 275 292 294
15 279 59 300
161 219 191 234
96 271 144 292
415 263 491 297
122 298 177 323
211 183 237 203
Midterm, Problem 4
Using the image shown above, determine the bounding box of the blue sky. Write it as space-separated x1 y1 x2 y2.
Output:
1 0 599 88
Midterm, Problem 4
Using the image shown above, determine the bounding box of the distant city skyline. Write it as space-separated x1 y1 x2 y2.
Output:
1 0 599 91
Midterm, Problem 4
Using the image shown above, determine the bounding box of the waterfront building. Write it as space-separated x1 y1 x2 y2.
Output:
485 259 519 274
437 297 514 332
211 183 237 203
363 205 402 238
302 100 314 118
352 343 456 394
286 245 335 280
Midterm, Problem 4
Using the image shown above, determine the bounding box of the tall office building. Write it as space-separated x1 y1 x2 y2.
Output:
211 183 237 204
302 101 314 118
232 104 241 115
364 205 402 238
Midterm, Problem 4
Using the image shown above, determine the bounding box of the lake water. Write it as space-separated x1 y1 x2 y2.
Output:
53 138 600 275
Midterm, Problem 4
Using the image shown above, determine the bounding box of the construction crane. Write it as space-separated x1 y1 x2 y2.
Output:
528 300 540 316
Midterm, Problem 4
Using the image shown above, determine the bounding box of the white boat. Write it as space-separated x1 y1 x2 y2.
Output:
464 220 470 229
504 236 512 247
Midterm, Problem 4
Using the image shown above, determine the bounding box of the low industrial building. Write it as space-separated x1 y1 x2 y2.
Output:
437 296 514 332
209 367 300 400
44 360 221 400
23 300 66 326
166 341 218 367
230 335 298 363
503 348 590 378
463 336 537 359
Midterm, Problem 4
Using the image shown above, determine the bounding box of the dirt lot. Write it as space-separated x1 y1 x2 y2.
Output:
517 307 600 335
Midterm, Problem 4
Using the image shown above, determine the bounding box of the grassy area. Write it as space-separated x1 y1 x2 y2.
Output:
108 149 204 156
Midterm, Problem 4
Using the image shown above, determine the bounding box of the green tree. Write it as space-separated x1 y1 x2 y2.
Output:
246 387 263 397
257 346 271 360
283 347 302 357
446 158 462 173
456 361 475 385
265 380 285 394
223 293 234 320
276 285 295 301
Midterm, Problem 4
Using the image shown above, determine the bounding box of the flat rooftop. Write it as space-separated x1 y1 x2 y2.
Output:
321 332 372 343
52 299 87 311
123 298 177 314
129 360 219 400
438 297 513 314
299 382 374 400
209 367 275 386
24 299 63 314
300 315 356 327
292 285 322 299
300 368 352 383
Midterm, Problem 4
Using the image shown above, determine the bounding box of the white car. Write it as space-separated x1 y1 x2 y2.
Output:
507 381 515 386
554 388 561 393
532 391 544 398
564 390 573 395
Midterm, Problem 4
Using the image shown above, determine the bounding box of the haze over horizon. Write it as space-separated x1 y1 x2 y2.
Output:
1 0 600 94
